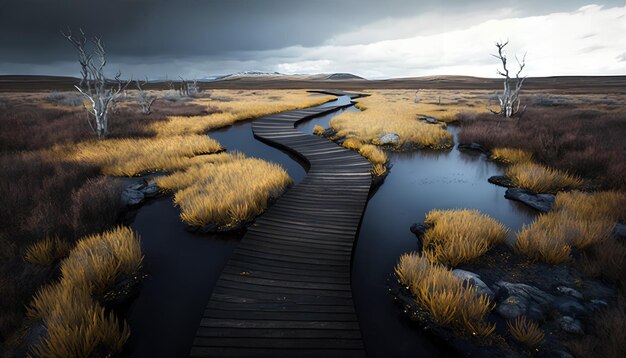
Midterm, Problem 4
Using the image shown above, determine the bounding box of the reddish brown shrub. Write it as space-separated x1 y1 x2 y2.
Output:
457 106 626 190
71 177 124 237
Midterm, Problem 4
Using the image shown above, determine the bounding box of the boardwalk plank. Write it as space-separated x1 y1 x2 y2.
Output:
191 101 370 357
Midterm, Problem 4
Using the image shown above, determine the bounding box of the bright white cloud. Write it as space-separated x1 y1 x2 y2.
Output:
4 4 624 79
266 4 626 78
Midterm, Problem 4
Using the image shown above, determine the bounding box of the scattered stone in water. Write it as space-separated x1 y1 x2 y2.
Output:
419 116 440 124
457 142 488 154
488 175 515 188
378 133 400 145
321 128 336 138
140 183 160 198
409 223 430 238
121 188 145 207
504 188 555 212
557 286 583 299
559 316 584 334
451 269 495 300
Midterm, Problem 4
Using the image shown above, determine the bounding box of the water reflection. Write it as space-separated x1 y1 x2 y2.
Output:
351 127 536 357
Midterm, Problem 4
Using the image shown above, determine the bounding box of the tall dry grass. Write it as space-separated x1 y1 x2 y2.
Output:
505 162 582 193
27 226 142 357
506 316 544 347
395 253 495 336
64 135 223 176
156 152 292 227
152 90 334 136
24 238 71 266
422 209 508 266
515 191 626 264
329 91 453 149
490 148 533 164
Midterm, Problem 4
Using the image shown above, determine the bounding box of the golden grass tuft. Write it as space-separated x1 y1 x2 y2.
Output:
64 135 223 176
27 226 142 357
358 144 388 165
60 226 143 293
156 152 292 227
395 253 495 336
312 125 325 136
422 209 508 267
372 163 387 176
152 90 334 136
506 162 582 193
24 237 71 266
330 91 453 149
507 316 544 347
341 137 363 150
491 148 533 164
515 191 626 263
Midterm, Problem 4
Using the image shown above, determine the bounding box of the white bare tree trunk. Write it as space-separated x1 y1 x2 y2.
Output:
136 78 156 114
62 29 129 139
491 41 526 118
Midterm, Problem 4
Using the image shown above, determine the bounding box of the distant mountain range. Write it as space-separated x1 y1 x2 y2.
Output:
207 71 366 81
2 73 625 92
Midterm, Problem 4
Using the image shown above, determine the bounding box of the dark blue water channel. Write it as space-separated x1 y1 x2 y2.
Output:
126 95 535 357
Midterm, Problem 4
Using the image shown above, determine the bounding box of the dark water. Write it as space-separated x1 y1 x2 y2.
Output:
125 199 240 357
127 95 536 357
351 127 536 357
125 103 331 356
294 109 536 357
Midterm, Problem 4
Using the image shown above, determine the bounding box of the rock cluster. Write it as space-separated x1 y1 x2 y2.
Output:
504 188 556 212
120 181 160 208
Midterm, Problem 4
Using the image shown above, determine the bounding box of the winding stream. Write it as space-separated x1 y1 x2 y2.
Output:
126 95 536 357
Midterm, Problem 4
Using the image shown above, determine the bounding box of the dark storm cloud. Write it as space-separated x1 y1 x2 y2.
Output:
1 0 616 63
0 0 446 63
0 0 624 77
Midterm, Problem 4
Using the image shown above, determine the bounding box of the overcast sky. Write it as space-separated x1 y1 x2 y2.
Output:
1 0 625 79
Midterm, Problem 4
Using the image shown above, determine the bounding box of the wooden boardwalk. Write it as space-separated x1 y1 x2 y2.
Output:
190 103 372 357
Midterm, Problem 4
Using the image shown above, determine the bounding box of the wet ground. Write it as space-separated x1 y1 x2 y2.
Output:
126 96 536 357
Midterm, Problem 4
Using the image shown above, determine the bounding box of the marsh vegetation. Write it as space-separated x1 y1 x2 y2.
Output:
0 89 333 355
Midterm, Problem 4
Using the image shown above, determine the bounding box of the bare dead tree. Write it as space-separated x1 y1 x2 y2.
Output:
62 28 130 138
178 77 202 97
136 77 156 114
490 40 526 118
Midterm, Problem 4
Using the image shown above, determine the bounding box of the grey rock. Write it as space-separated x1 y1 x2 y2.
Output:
557 286 583 299
496 294 530 319
553 297 587 316
321 128 336 138
121 189 144 207
494 281 555 320
410 223 430 237
458 142 488 154
614 223 626 238
420 117 440 124
452 269 495 300
505 188 556 212
588 299 608 311
128 183 145 191
378 133 400 145
140 183 160 198
488 175 515 188
559 316 584 334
